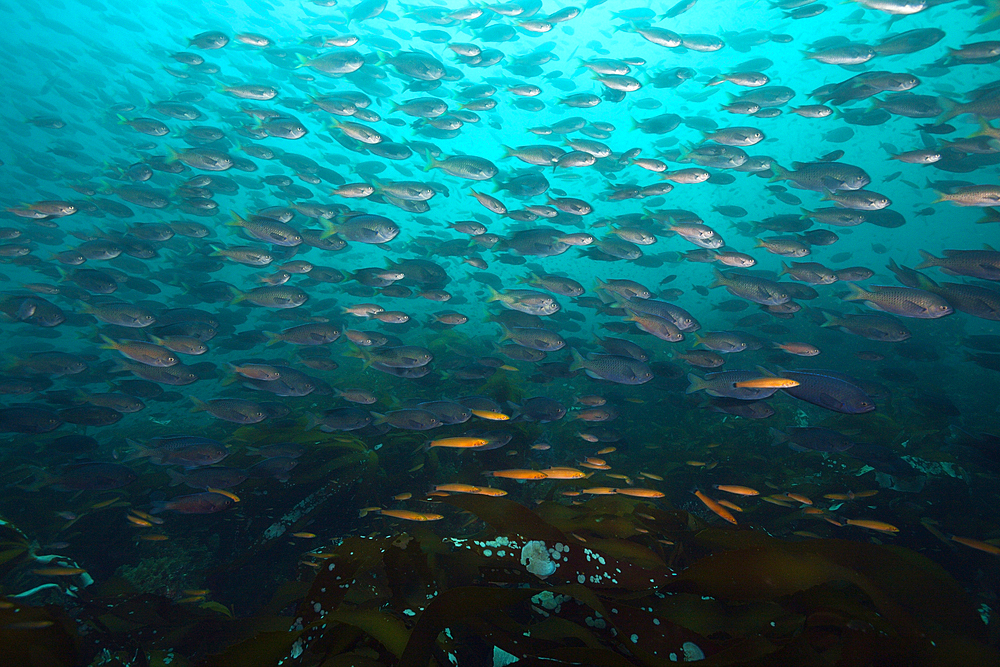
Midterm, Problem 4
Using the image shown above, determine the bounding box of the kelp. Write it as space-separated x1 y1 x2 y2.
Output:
0 600 80 667
0 483 995 666
0 515 30 579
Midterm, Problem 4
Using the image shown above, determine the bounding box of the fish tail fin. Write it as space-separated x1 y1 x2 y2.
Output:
768 427 788 447
227 210 246 228
841 282 869 302
294 53 310 69
263 331 281 346
318 217 340 240
189 396 209 413
708 267 726 289
914 272 939 291
123 438 153 462
569 348 586 372
149 501 168 515
348 344 373 369
165 469 186 487
970 116 995 138
485 286 502 303
17 465 54 492
819 310 841 328
98 334 119 351
164 145 182 163
422 150 438 172
768 162 789 183
686 373 707 394
499 144 515 160
228 289 246 305
930 190 950 204
914 249 938 269
936 97 961 123
778 262 789 276
370 412 387 426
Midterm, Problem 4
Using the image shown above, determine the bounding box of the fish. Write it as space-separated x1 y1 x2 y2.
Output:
778 371 876 414
714 485 760 496
771 427 857 452
841 284 953 319
693 489 738 525
844 519 900 534
687 371 783 400
150 492 236 514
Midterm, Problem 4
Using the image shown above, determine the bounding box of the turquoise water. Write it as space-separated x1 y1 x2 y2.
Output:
0 0 999 665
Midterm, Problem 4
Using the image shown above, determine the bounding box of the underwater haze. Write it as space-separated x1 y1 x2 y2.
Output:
2 0 1000 664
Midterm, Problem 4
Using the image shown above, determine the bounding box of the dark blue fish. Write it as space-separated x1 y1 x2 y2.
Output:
778 370 875 414
770 427 855 452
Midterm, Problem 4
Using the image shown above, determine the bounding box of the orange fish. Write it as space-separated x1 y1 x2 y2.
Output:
540 467 588 479
130 509 164 524
531 443 551 450
561 490 582 497
127 515 152 527
32 567 86 576
950 535 1000 556
762 495 794 507
433 483 482 494
484 469 547 480
139 534 169 542
616 488 665 498
823 490 878 500
394 492 413 501
784 493 813 506
583 457 606 466
694 490 737 525
639 472 663 481
208 488 240 503
428 437 490 449
183 589 209 596
596 447 617 455
292 532 317 538
582 487 618 495
471 487 507 497
717 499 744 512
4 621 55 629
471 409 509 421
714 484 759 496
845 519 899 534
378 509 444 521
732 377 800 389
580 462 611 470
